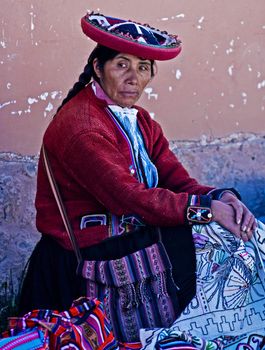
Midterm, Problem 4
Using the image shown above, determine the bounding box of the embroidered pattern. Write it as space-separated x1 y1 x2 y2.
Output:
140 220 265 350
86 13 181 48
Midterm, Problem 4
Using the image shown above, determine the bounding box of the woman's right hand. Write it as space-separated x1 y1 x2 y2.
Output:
211 199 254 242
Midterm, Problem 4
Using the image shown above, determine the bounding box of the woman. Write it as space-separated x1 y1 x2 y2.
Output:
19 12 257 344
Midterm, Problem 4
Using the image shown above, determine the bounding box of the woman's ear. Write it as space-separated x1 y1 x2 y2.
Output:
152 61 158 78
92 58 101 79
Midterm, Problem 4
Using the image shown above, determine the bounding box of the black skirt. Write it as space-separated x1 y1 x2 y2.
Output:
18 225 196 316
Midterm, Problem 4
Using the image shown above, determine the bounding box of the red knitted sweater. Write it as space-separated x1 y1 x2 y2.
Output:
36 85 213 249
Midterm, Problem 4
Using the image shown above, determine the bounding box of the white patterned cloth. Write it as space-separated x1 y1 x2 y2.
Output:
140 220 265 349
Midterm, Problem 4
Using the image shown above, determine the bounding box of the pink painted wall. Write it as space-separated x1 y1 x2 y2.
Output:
1 0 265 155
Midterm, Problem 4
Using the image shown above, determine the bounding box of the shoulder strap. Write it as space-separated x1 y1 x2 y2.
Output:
42 145 82 264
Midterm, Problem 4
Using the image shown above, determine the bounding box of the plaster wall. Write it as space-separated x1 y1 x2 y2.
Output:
1 0 265 155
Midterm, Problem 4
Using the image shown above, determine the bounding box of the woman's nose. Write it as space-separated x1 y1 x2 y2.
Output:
126 68 138 84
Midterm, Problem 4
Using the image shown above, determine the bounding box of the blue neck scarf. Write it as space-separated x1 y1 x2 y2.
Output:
109 105 158 189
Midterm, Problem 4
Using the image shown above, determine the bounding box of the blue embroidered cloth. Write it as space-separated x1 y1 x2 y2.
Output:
109 105 158 189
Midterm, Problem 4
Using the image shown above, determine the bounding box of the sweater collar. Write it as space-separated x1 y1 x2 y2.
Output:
91 81 115 105
90 81 139 114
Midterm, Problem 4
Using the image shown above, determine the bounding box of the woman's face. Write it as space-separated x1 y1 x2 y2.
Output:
93 53 153 107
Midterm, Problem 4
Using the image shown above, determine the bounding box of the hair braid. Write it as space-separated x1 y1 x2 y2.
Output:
56 45 120 113
57 60 92 112
56 45 155 113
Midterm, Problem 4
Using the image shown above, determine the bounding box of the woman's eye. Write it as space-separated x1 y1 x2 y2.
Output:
117 62 127 68
139 65 150 72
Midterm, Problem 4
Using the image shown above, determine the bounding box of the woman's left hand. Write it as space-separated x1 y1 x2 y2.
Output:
219 192 257 240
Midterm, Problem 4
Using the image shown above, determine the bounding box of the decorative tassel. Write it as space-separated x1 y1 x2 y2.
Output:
137 279 152 304
119 284 130 309
119 283 139 310
152 271 170 298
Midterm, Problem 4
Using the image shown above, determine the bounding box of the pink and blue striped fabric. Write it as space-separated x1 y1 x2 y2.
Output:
0 298 118 350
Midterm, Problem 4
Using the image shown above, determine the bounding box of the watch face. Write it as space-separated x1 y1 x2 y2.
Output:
187 206 212 224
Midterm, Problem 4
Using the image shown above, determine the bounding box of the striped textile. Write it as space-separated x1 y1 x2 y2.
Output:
119 341 142 350
0 328 47 350
81 241 180 343
0 298 119 350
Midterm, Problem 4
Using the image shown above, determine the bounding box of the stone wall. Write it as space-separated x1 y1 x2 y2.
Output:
0 154 40 301
0 133 265 301
172 133 265 217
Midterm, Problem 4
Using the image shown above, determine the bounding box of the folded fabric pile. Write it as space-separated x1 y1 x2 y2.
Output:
0 297 119 350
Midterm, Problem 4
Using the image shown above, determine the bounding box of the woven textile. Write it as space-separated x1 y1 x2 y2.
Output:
0 328 47 350
142 330 265 350
81 241 179 343
1 298 118 350
140 220 265 349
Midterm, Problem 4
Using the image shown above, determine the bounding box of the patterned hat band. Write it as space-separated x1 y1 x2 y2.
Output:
81 12 182 61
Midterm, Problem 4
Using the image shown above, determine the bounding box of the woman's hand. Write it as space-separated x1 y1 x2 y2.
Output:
219 192 257 234
211 196 256 242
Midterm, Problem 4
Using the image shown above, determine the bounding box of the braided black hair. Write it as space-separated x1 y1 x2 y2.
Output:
57 45 155 112
57 45 119 112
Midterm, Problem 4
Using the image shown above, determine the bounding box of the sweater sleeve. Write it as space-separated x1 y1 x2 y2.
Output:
62 130 196 226
150 119 214 195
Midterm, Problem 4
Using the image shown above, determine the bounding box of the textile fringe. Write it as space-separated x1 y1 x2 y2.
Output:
116 271 171 310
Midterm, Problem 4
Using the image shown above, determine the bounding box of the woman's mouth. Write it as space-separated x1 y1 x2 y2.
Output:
120 91 139 97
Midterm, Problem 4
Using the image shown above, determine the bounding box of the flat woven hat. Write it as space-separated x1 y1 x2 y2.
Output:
81 12 182 61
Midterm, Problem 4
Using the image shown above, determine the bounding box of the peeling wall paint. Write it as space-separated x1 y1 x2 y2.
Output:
1 0 265 155
0 90 62 118
144 87 158 101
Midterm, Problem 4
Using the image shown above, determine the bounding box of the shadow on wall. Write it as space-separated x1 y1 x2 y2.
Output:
0 132 265 316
